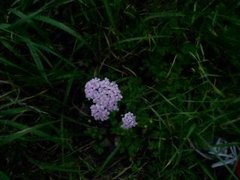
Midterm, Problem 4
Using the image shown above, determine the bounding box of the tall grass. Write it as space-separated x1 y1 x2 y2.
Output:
0 0 240 179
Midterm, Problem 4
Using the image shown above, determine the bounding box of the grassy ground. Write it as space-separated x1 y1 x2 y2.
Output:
0 0 240 179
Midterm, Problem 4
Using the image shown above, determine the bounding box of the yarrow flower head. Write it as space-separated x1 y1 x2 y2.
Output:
85 77 123 121
90 104 110 121
121 112 137 129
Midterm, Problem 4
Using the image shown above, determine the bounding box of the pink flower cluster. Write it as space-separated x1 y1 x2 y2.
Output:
121 112 137 129
85 77 137 129
85 78 122 121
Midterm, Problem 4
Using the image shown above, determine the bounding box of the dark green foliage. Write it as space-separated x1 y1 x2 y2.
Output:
0 0 240 179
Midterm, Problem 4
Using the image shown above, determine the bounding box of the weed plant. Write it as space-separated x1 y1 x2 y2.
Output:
0 0 240 179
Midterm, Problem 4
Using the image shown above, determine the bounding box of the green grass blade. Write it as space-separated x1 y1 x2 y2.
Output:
0 57 26 72
25 39 50 84
0 120 70 147
103 0 115 29
97 145 120 176
34 15 85 42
